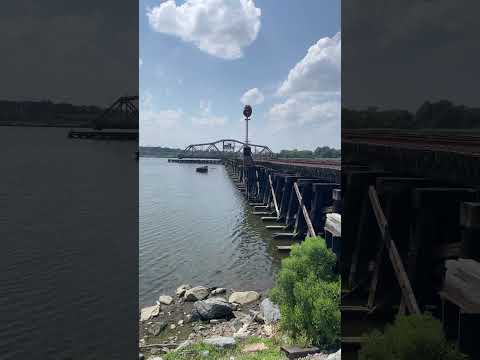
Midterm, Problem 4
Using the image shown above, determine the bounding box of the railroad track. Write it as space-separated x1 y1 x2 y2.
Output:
343 129 480 155
265 158 341 170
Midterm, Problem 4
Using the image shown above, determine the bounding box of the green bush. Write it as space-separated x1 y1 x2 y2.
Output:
270 236 340 349
359 313 468 360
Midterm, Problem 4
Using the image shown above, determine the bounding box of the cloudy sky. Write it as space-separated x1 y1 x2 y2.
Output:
1 0 137 107
140 0 340 151
343 0 480 112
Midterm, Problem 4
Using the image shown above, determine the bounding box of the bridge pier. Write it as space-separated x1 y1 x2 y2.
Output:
244 164 257 201
225 158 341 255
279 176 300 220
256 167 269 205
332 189 342 214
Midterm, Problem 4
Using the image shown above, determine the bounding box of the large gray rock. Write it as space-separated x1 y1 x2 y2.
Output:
140 305 160 322
203 336 236 349
176 284 191 297
192 297 234 320
260 298 281 324
159 295 173 305
184 286 210 301
228 291 260 305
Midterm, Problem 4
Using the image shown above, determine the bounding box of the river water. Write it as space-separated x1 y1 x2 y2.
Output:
0 127 138 359
139 157 282 307
0 128 283 358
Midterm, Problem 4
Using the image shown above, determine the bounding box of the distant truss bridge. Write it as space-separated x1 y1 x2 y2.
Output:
179 139 274 159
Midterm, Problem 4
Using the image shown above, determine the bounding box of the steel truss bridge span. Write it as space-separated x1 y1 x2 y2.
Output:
179 139 273 159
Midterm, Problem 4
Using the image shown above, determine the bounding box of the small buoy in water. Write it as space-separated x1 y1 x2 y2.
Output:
196 166 208 173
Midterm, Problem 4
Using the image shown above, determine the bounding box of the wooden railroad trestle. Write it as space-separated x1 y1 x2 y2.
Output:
341 165 480 358
225 159 341 254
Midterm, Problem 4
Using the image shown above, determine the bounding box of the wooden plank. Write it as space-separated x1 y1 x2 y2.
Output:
293 182 316 238
272 232 297 239
265 225 288 230
367 241 385 308
256 168 260 199
368 193 394 309
277 245 292 251
281 346 320 359
252 211 274 215
368 186 420 315
261 216 279 221
268 174 280 218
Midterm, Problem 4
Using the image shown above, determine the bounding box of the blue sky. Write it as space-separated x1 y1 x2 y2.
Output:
140 0 340 151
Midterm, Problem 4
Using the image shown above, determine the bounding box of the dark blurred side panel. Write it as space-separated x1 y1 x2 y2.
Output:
0 1 138 359
342 1 480 359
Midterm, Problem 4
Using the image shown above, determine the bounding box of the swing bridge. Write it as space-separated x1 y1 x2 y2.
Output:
178 139 274 159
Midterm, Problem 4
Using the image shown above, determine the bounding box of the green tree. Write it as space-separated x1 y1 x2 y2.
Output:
270 236 340 349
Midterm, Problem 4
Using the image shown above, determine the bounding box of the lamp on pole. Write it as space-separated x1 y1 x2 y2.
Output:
243 105 252 145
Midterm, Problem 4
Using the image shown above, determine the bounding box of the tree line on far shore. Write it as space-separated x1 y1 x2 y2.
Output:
139 146 340 159
278 147 340 159
343 100 480 130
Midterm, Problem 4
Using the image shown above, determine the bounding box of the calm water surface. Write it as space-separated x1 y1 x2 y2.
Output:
0 127 138 359
140 157 283 307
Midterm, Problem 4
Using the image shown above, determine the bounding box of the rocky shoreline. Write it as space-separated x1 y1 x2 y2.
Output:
139 284 339 360
139 285 280 356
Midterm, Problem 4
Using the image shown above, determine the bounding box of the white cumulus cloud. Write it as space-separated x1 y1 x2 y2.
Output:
267 33 341 137
268 92 340 129
240 87 264 105
147 0 261 60
278 32 340 96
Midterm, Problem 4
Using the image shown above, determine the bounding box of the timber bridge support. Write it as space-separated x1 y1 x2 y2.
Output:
224 158 341 255
341 129 480 359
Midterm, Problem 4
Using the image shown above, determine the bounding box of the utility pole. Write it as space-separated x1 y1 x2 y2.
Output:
242 105 253 162
242 105 254 199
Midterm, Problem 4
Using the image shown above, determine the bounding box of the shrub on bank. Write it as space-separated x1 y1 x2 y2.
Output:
270 236 340 349
359 313 468 360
